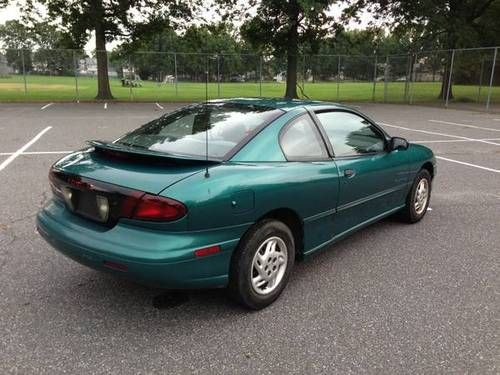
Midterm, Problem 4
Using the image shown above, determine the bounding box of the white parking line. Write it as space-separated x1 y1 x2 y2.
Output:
0 126 52 171
413 138 500 144
436 156 500 174
429 119 500 133
155 103 164 110
40 103 53 110
379 122 500 147
104 102 108 110
0 151 72 156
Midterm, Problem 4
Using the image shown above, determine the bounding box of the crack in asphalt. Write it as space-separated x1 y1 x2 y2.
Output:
0 190 50 272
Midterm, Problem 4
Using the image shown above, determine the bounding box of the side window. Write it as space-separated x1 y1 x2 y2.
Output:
280 115 328 161
316 111 386 157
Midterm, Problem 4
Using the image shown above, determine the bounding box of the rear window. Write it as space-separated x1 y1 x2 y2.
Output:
115 103 283 159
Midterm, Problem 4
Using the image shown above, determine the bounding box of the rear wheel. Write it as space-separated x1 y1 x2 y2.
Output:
400 169 432 223
229 219 295 310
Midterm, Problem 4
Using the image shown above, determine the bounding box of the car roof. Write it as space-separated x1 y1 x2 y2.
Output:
208 97 352 112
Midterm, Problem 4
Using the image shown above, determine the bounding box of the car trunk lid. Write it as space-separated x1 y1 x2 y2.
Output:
50 142 218 226
53 141 217 194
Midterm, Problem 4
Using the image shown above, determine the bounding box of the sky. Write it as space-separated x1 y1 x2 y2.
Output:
0 1 379 52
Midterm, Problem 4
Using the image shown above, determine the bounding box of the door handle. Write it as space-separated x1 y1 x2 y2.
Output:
344 169 356 178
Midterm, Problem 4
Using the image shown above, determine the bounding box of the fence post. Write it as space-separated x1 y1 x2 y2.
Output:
337 55 341 101
174 52 178 97
404 54 411 102
216 54 221 98
73 50 80 102
486 47 497 111
259 55 263 97
477 56 485 103
409 53 418 105
205 55 209 101
20 49 27 96
384 55 388 103
128 55 133 101
445 49 455 108
372 55 377 102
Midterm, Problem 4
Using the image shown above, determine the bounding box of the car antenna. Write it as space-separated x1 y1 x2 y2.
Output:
204 56 210 178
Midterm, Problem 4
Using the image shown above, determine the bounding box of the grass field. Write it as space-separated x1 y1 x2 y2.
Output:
1 74 499 104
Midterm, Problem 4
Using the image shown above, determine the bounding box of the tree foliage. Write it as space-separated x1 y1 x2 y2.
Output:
0 19 79 75
111 23 259 83
346 0 500 98
238 0 339 98
21 0 197 99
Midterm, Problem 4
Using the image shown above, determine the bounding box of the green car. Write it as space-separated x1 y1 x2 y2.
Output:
37 98 436 309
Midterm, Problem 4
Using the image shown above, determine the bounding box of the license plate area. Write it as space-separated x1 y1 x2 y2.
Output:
73 190 109 223
50 170 145 227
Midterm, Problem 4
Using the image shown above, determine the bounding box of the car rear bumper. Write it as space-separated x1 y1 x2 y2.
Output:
37 200 248 289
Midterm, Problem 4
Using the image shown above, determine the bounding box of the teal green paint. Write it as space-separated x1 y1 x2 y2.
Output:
231 108 306 162
37 99 436 289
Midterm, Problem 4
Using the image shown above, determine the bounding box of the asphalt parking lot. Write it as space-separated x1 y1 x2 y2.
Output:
0 101 498 374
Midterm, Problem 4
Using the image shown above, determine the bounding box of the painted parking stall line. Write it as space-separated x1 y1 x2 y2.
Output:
428 119 500 133
379 121 500 174
413 138 500 144
155 103 164 110
0 126 52 172
0 150 72 156
436 156 500 174
379 122 500 147
40 103 53 110
104 102 108 110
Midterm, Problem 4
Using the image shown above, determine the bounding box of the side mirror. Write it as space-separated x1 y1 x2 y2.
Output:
389 137 409 151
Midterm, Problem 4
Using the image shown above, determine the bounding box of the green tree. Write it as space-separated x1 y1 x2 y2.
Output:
0 20 36 72
311 28 412 82
22 0 196 99
112 22 251 83
0 19 82 75
239 0 338 99
347 0 500 99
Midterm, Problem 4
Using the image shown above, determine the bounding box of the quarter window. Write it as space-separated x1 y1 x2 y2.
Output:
316 111 385 156
280 115 328 161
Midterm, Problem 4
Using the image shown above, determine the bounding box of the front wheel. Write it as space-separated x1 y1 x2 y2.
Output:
229 219 295 310
400 169 432 223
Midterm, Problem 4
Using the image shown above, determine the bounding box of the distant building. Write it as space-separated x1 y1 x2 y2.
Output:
0 55 13 75
78 57 118 77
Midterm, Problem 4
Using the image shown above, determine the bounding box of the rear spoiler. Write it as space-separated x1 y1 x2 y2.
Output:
87 140 222 165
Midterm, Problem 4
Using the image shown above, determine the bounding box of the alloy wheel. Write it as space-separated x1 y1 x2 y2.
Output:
250 236 288 295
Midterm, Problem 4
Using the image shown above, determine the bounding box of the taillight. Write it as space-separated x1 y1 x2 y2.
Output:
49 169 187 223
132 194 187 222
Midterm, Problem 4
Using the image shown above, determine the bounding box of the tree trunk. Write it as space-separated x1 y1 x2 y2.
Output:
439 29 457 101
95 20 113 100
285 52 298 99
284 0 299 99
438 52 454 101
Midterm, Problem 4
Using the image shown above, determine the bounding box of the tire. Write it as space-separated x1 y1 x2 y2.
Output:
229 219 295 310
399 169 432 223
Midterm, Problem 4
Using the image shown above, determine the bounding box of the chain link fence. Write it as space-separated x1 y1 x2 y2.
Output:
0 47 499 110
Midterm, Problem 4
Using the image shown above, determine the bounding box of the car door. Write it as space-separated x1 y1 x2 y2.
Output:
278 113 340 250
313 110 409 236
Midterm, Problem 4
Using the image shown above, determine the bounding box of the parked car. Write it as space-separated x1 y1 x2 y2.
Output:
37 98 436 309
